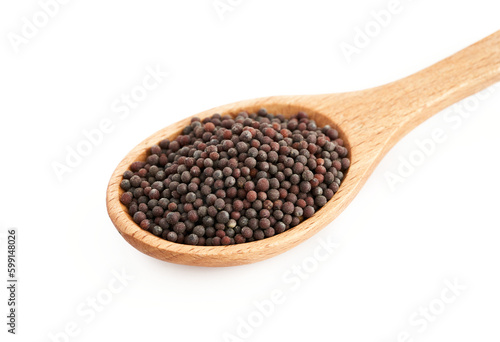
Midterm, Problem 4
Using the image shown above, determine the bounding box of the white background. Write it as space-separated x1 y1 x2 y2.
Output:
1 0 499 341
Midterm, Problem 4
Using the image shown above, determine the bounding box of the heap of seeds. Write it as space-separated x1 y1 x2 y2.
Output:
119 109 349 246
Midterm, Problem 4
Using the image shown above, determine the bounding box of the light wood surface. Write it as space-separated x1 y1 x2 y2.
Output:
107 31 500 267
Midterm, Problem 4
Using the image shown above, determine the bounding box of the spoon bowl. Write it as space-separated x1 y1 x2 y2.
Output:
107 31 500 266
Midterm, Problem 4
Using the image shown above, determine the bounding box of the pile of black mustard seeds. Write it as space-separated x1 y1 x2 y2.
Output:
119 109 350 246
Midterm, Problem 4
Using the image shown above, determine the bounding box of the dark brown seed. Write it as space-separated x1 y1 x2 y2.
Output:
274 222 286 233
315 195 327 207
259 218 271 229
264 227 275 237
240 130 252 142
204 122 215 132
282 202 294 215
120 192 133 205
246 190 257 202
302 170 314 181
241 227 253 238
253 230 265 240
152 206 164 217
130 175 142 187
166 212 180 225
186 192 196 203
173 222 186 234
120 179 131 191
186 234 199 245
166 231 178 242
341 158 350 169
234 234 246 244
151 225 163 236
187 210 198 222
303 206 315 218
256 178 269 192
293 206 303 217
140 219 151 230
216 211 230 223
133 211 146 224
214 198 225 210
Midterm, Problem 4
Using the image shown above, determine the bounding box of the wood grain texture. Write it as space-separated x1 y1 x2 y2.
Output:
107 31 500 267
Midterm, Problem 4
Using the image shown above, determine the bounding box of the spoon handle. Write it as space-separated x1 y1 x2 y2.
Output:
389 30 500 138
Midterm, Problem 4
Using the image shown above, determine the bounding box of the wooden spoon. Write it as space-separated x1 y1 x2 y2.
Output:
107 31 500 267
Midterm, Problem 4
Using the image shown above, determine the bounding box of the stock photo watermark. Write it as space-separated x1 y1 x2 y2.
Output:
50 64 169 182
212 0 244 21
385 277 466 342
385 83 500 191
339 0 414 63
47 267 133 342
5 228 17 334
222 235 340 341
6 0 71 54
